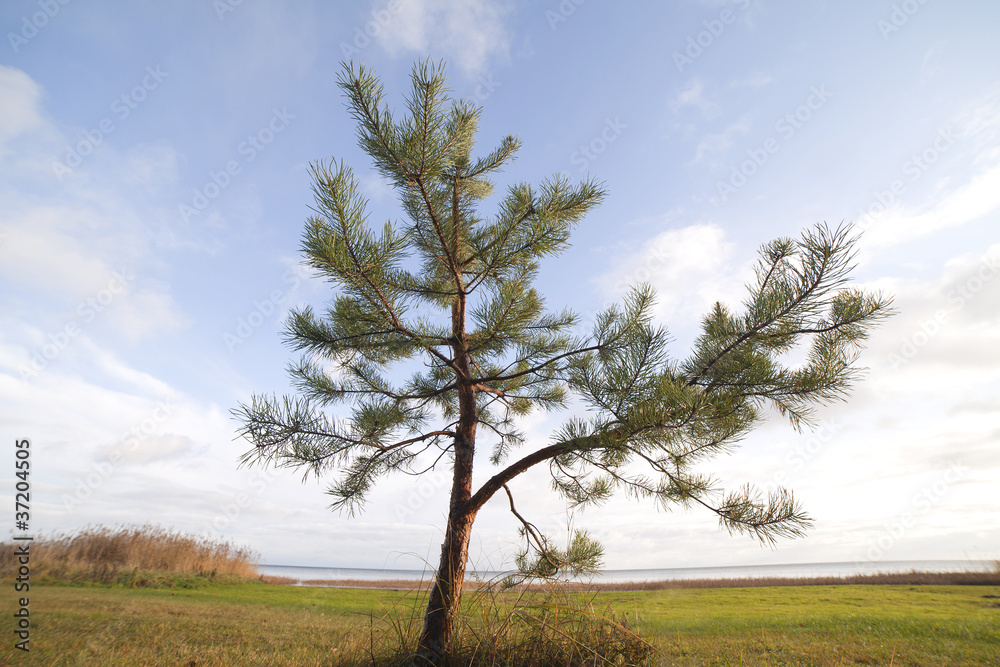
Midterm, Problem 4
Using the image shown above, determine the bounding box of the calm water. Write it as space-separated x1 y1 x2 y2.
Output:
258 559 993 585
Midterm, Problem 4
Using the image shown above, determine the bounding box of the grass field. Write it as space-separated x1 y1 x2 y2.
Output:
4 527 997 665
4 580 998 666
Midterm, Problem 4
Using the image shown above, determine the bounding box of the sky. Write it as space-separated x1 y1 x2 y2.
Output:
2 0 998 572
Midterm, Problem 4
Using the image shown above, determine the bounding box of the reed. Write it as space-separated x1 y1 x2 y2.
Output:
0 524 258 585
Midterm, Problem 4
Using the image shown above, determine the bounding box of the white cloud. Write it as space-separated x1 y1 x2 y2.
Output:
596 223 747 327
688 114 752 166
0 71 189 345
96 433 197 466
864 243 1000 374
856 90 1000 250
669 79 721 119
82 340 179 396
667 80 755 166
862 162 1000 249
0 65 44 147
375 0 512 77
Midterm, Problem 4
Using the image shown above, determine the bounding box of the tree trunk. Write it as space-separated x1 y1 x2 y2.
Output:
415 504 476 663
415 256 479 663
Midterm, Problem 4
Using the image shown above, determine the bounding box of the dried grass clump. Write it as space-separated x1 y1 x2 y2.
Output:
0 524 258 585
361 578 656 666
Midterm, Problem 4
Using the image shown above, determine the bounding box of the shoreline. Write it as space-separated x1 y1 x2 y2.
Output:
258 568 1000 592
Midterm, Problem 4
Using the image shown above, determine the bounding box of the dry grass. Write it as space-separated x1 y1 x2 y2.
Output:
363 578 656 666
273 568 1000 593
0 524 258 585
566 568 1000 591
258 574 301 585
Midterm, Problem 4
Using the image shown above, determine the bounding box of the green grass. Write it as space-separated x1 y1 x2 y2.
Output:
4 581 998 665
3 581 417 666
636 584 1000 665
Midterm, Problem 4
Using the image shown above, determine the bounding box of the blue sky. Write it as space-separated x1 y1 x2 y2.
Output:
2 0 998 571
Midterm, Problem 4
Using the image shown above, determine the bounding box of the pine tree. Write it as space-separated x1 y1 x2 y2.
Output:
233 60 893 663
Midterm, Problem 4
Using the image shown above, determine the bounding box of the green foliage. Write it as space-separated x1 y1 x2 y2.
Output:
550 224 892 544
233 58 893 607
508 529 606 585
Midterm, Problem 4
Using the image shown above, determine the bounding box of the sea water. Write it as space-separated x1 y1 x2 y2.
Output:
257 559 993 585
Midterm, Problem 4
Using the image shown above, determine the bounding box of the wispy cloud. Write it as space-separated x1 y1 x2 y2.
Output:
669 78 721 119
0 67 191 376
375 0 512 77
688 114 753 166
0 65 45 148
729 71 774 89
861 91 1000 249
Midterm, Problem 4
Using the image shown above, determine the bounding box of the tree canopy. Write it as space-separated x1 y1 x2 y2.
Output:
233 60 893 662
